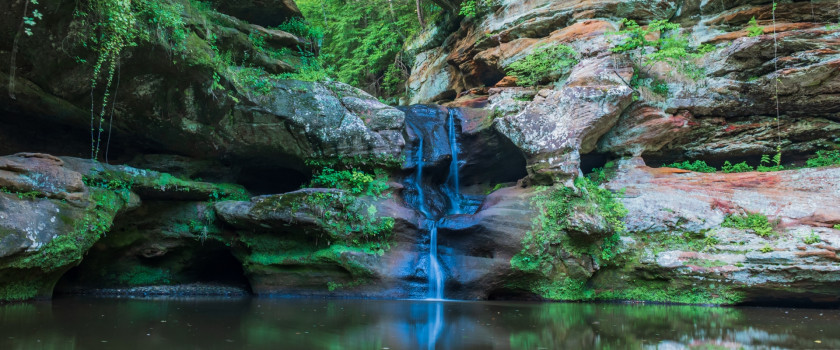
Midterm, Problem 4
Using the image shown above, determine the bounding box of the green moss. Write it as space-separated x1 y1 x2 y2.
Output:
512 176 628 277
241 234 379 278
9 189 123 272
595 281 744 305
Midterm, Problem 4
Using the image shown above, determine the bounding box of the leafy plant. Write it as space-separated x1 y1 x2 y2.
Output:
459 0 494 18
506 44 579 86
308 168 389 197
760 244 773 253
722 213 775 237
746 17 764 37
21 0 42 37
664 160 716 173
276 17 324 52
757 152 783 172
803 231 821 244
607 19 714 81
721 161 754 173
295 0 437 98
806 150 840 167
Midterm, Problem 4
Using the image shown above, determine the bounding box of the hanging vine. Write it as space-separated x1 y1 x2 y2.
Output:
76 0 138 160
772 2 782 160
9 0 42 100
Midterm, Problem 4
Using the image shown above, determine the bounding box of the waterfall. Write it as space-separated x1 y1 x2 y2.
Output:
427 223 444 300
444 109 461 215
402 105 466 301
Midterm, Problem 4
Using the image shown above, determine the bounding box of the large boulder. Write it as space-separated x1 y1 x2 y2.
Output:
494 56 634 183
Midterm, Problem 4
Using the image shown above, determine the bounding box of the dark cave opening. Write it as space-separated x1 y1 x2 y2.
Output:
580 152 610 175
236 165 311 195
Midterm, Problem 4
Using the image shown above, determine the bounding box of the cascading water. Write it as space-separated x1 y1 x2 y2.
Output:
401 105 469 301
444 109 461 215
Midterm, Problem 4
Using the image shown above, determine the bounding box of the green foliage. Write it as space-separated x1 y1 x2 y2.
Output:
746 17 764 37
806 150 840 167
21 0 43 37
803 231 821 245
305 154 404 173
75 0 196 159
586 161 617 184
721 161 754 173
276 17 324 50
506 44 578 86
630 74 669 96
607 19 713 81
296 0 439 98
512 177 628 277
0 281 42 301
459 0 494 18
757 152 783 172
664 160 716 173
759 244 773 253
291 162 396 248
722 213 775 237
834 224 840 230
309 168 389 197
277 49 331 82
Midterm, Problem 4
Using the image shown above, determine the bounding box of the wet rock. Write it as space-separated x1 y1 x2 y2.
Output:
436 186 539 299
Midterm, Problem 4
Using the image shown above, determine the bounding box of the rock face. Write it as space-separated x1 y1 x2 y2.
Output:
406 0 840 181
213 189 426 298
0 153 247 300
1 0 839 307
0 0 405 171
595 159 840 304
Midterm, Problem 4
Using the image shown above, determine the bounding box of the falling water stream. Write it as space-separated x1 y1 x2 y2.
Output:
403 105 471 349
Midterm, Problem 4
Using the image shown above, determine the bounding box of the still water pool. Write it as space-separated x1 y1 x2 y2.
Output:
1 296 838 349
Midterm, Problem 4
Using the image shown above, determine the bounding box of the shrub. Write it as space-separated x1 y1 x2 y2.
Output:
803 231 821 244
506 44 578 86
746 17 763 37
309 168 388 197
721 161 754 173
806 150 840 168
607 19 714 81
722 213 775 237
459 0 494 17
757 153 783 172
664 160 716 173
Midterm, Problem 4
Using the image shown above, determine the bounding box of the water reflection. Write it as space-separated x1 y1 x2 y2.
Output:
1 297 839 349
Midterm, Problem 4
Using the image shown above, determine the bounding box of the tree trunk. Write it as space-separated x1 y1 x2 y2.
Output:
416 0 426 28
